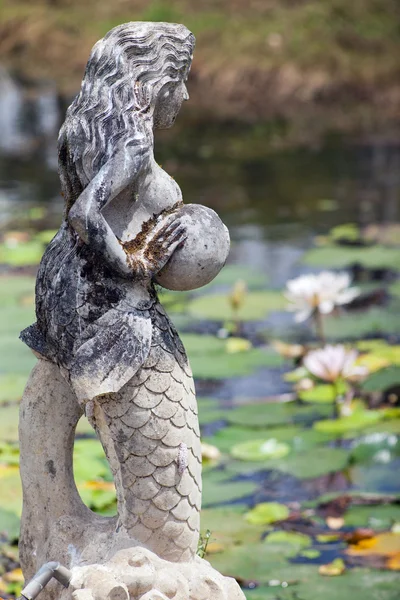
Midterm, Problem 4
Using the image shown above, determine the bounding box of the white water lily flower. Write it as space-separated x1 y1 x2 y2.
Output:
285 271 359 322
304 345 368 383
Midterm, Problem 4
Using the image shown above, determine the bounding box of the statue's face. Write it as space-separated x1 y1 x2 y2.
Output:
153 79 189 129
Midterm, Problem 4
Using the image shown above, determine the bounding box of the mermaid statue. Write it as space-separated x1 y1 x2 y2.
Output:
19 21 244 600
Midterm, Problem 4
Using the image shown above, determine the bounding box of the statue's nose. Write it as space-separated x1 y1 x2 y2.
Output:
184 85 189 101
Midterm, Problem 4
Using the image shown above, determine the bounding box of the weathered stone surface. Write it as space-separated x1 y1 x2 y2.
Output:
62 547 245 600
18 19 243 600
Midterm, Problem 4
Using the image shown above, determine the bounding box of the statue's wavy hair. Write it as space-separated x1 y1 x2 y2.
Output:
58 22 195 209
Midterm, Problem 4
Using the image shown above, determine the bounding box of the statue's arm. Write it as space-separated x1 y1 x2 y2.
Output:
68 143 148 277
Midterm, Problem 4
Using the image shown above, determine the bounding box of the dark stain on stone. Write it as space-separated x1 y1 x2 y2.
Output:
46 459 57 478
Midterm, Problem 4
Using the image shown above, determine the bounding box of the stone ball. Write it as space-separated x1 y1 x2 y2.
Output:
155 204 230 291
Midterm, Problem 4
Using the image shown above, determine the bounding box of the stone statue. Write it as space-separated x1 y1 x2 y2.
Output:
19 21 244 600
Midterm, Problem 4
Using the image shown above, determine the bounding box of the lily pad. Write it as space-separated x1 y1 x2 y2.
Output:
245 502 289 525
231 438 291 461
200 264 268 293
200 506 261 547
274 446 349 479
226 401 331 428
314 410 385 434
264 530 312 556
361 367 400 393
0 467 22 516
77 480 116 511
247 569 400 599
202 468 258 506
0 404 20 443
181 334 284 379
234 446 349 479
0 276 35 308
197 398 227 425
344 504 400 530
73 438 113 483
299 384 337 404
350 432 400 465
0 508 20 540
0 240 44 266
323 304 400 340
0 374 27 404
188 290 285 321
204 423 335 454
302 244 400 270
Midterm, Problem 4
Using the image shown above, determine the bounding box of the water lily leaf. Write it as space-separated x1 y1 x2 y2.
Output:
34 230 58 244
299 384 337 404
225 337 252 354
0 468 22 516
329 223 361 244
344 504 400 530
202 468 258 506
0 508 20 540
357 342 400 365
356 353 391 373
228 446 348 479
0 240 44 266
314 410 384 434
301 549 321 559
350 432 400 465
0 276 35 308
0 404 20 443
316 533 341 542
265 530 311 554
302 244 400 270
205 423 335 454
231 438 291 461
181 334 284 379
212 544 400 599
361 367 400 393
77 480 116 511
0 292 36 376
283 366 309 382
0 374 27 404
188 290 285 321
323 305 400 340
245 502 289 525
158 289 189 314
227 401 331 428
197 398 226 425
73 438 113 483
200 506 261 547
319 557 345 576
201 265 268 292
0 443 20 466
274 446 349 479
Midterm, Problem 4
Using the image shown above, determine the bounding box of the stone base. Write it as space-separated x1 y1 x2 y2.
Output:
62 546 245 600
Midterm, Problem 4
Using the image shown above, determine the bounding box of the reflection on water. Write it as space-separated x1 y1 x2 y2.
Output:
0 69 399 285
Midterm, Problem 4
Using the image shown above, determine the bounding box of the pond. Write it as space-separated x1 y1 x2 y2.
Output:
0 69 400 599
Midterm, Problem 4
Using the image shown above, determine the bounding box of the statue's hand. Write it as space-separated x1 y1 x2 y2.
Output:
123 214 187 279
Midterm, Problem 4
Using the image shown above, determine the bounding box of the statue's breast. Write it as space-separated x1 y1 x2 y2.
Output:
103 157 183 242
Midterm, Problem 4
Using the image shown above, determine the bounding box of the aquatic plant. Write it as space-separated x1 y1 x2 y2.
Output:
285 271 359 341
304 345 368 384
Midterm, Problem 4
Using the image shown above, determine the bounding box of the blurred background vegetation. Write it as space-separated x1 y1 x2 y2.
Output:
0 1 400 599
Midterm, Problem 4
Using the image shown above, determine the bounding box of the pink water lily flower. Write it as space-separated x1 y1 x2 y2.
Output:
304 345 368 383
285 271 359 323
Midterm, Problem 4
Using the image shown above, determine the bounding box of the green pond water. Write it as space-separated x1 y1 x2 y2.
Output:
0 74 400 598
